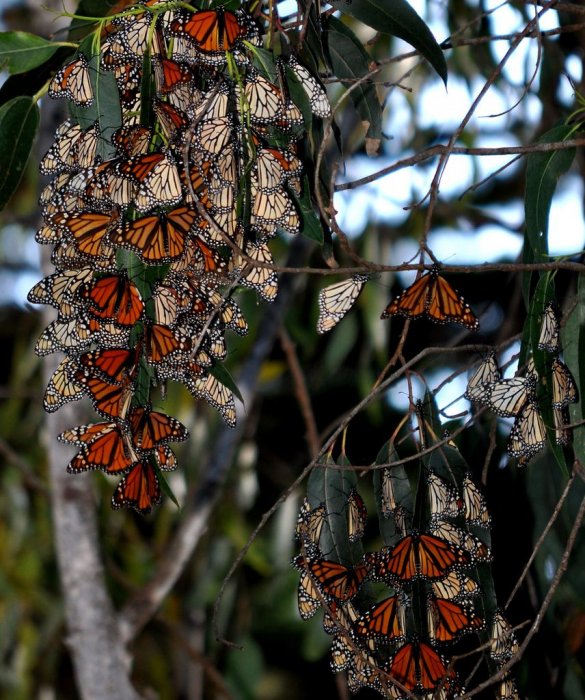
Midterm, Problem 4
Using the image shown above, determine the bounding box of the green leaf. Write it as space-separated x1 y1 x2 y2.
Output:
0 32 68 75
565 275 585 468
328 0 447 84
297 176 325 244
0 96 39 211
523 125 576 303
324 16 383 149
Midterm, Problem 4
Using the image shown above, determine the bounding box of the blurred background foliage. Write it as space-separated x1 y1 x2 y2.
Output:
1 0 585 698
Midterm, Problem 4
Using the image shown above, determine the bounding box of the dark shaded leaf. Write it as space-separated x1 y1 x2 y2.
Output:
523 125 576 303
324 16 382 149
0 96 39 211
565 275 585 468
328 0 447 83
297 176 325 244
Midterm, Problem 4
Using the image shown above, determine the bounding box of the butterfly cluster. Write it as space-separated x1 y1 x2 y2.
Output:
30 0 331 513
465 301 577 466
292 464 510 698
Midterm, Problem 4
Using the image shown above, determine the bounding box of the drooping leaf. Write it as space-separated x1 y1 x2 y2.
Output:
565 274 585 469
0 32 69 74
328 0 447 84
0 96 39 211
523 124 576 303
324 16 382 150
297 176 325 244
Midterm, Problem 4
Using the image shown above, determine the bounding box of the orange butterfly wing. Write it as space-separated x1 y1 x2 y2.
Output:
308 559 367 602
112 460 161 513
58 212 116 257
79 348 134 381
87 275 143 326
381 273 433 320
128 406 188 451
354 596 404 640
66 425 137 474
428 597 483 643
427 275 479 329
417 534 470 579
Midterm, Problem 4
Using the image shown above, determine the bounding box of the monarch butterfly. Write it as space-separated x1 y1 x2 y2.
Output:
296 501 326 561
490 610 519 663
251 183 295 226
83 161 136 210
354 595 406 641
485 377 534 417
538 300 560 354
28 267 93 317
112 459 161 514
188 372 236 427
128 406 188 451
462 473 491 528
347 649 384 695
74 369 134 419
79 347 135 382
43 357 85 412
151 285 181 326
551 357 577 408
48 55 94 107
381 268 479 330
365 532 470 582
58 420 118 445
154 100 189 141
144 323 190 364
41 121 99 175
553 405 571 446
427 595 483 645
86 275 144 326
322 600 359 636
117 150 173 184
193 116 234 156
233 241 279 302
508 400 546 464
297 569 322 620
497 675 520 700
431 569 480 602
464 352 500 403
34 316 94 356
388 641 457 693
286 56 331 119
56 210 119 258
329 634 352 672
134 154 183 211
170 8 255 59
112 206 196 263
317 275 368 334
347 488 367 542
64 424 138 475
153 57 193 95
426 471 463 521
293 556 368 602
113 125 152 157
240 69 284 124
429 520 492 563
